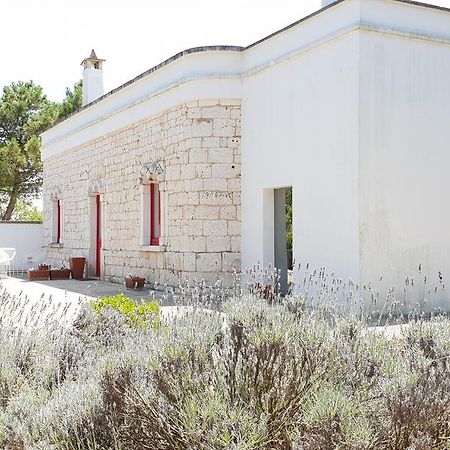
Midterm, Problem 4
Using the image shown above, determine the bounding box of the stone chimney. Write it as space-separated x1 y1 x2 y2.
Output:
81 49 105 106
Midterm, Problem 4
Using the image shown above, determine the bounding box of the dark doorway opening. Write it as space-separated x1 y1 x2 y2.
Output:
274 187 292 296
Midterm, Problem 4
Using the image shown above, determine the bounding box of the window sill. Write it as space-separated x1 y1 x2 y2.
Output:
140 245 165 252
47 243 64 248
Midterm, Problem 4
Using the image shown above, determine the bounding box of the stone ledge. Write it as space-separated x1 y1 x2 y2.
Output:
47 243 64 248
139 245 166 252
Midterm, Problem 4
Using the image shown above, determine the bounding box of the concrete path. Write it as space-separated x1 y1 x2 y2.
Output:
0 276 188 332
0 276 172 332
0 276 91 330
0 276 414 338
10 275 170 303
0 276 94 302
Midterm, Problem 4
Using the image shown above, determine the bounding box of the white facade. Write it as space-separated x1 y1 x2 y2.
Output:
0 222 43 271
357 1 450 305
42 0 450 308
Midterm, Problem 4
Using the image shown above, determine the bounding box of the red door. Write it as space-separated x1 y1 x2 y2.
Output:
96 195 101 278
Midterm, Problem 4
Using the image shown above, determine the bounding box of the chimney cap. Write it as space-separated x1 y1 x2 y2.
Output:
81 49 105 66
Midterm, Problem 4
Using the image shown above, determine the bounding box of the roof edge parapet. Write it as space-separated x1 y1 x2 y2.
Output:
42 0 450 134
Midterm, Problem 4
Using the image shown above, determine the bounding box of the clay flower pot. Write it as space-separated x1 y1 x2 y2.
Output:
133 277 145 289
50 269 72 280
125 276 145 290
28 269 50 280
69 257 86 280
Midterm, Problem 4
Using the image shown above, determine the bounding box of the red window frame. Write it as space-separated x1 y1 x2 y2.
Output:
96 194 101 278
150 183 161 246
57 200 61 244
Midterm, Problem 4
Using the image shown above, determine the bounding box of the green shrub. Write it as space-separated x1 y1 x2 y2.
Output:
91 293 161 330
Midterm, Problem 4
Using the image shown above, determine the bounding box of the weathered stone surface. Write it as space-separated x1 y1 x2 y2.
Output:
43 100 241 286
196 252 222 272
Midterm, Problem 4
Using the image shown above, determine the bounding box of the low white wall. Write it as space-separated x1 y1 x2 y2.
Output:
0 222 43 271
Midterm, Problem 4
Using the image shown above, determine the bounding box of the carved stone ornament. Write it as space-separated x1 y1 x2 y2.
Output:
49 187 62 201
88 177 105 195
139 160 165 183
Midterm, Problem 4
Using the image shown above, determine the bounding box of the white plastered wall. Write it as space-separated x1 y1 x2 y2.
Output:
358 8 450 310
241 30 361 283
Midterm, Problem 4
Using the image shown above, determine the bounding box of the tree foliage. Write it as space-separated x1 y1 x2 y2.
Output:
0 80 82 220
0 81 55 220
11 199 43 221
286 187 292 250
58 80 83 121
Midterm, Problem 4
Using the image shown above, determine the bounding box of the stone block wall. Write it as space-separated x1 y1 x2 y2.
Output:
43 99 241 286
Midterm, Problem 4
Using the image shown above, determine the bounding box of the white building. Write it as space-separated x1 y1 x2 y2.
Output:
41 0 450 308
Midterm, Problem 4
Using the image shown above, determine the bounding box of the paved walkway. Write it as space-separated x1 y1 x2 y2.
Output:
0 276 176 331
9 275 170 303
0 276 90 330
0 277 413 338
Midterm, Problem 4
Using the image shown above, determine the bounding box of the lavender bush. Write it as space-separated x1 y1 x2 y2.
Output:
0 267 449 449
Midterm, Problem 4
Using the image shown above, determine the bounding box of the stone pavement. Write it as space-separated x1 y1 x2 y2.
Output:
0 276 411 338
0 276 90 330
8 275 171 303
0 276 177 331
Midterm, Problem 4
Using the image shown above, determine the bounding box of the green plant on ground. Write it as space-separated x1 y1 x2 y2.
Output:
91 293 161 330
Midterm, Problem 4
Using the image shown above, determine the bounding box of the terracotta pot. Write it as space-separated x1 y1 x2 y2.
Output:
133 276 145 289
50 269 72 280
125 276 145 290
69 257 86 280
28 269 50 280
